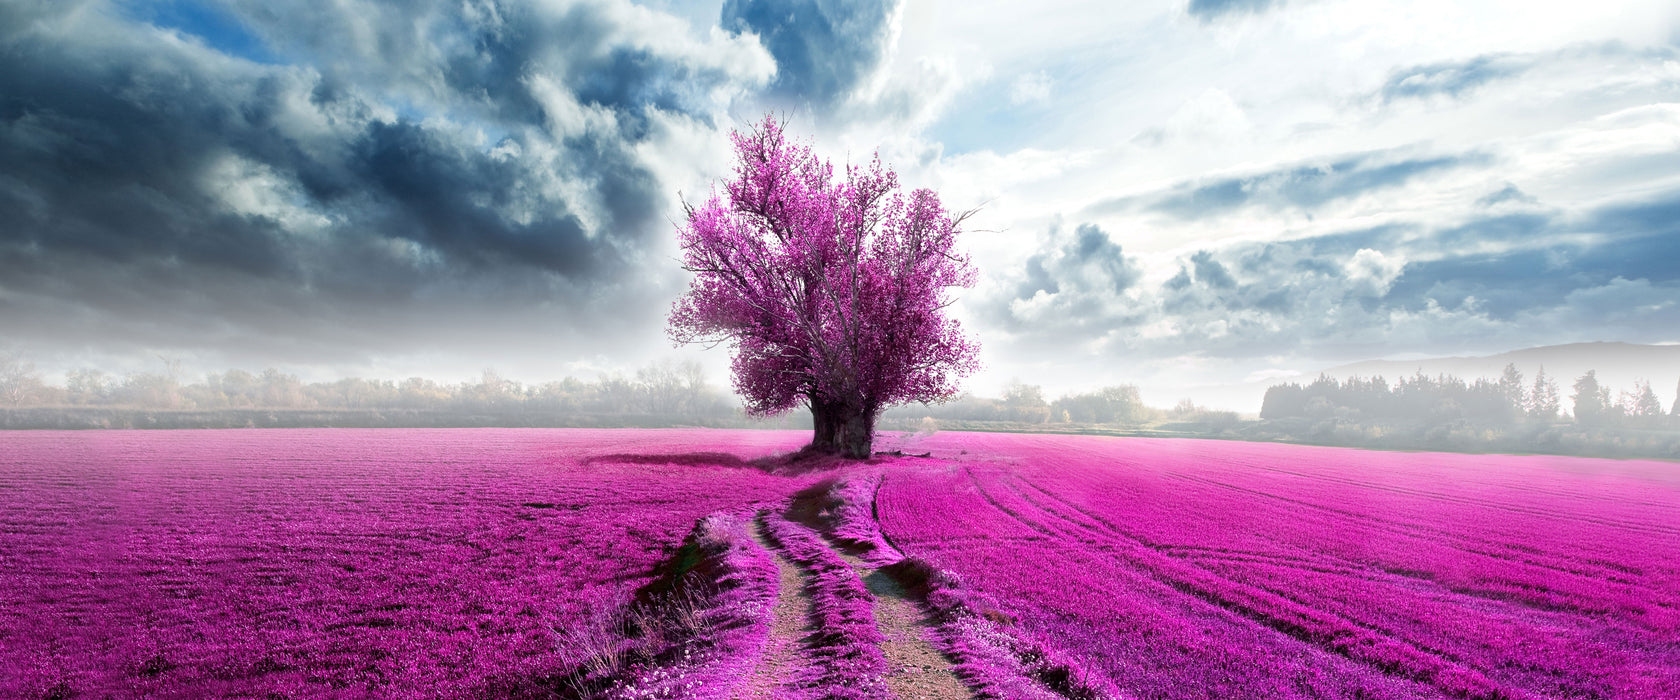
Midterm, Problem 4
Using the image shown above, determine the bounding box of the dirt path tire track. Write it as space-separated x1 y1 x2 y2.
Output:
733 499 974 700
832 548 975 700
781 476 976 700
732 517 817 700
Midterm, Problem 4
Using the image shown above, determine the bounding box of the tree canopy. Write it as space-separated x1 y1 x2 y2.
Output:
668 116 979 457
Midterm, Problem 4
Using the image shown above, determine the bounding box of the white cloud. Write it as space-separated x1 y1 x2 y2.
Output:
1343 248 1405 297
1143 87 1253 145
7 0 1680 409
1009 70 1052 105
1245 368 1303 383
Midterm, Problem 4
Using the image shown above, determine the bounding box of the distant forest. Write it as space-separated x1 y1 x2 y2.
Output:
0 356 741 428
1261 365 1678 429
2 351 1676 458
0 350 1218 431
1254 366 1680 459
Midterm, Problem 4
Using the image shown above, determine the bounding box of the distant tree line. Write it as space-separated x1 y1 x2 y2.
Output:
6 345 1249 434
1261 365 1678 430
886 382 1142 424
13 345 1673 459
0 344 1252 432
883 381 1237 429
0 352 736 418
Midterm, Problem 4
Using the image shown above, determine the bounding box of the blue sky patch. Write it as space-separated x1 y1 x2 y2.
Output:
127 0 278 64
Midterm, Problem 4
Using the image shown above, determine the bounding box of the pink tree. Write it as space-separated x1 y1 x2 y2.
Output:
669 116 980 458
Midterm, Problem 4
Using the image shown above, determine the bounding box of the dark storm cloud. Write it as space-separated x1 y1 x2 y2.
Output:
1017 256 1060 300
1584 195 1680 238
1 34 308 276
720 0 900 108
1069 224 1142 293
1379 221 1680 334
1012 223 1140 302
1272 197 1680 324
1187 0 1285 22
0 1 62 31
1152 154 1474 218
0 0 770 365
987 189 1680 360
1189 250 1236 289
226 0 747 134
1379 54 1530 102
992 222 1145 335
1286 224 1414 258
347 119 601 273
1476 184 1539 208
1090 151 1479 221
1378 42 1680 103
1392 197 1680 317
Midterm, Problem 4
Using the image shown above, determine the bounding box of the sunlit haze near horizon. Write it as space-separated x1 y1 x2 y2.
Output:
3 0 1679 410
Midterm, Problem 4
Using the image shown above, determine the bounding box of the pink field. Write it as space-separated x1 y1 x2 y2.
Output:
0 429 806 698
877 433 1680 700
2 429 1677 699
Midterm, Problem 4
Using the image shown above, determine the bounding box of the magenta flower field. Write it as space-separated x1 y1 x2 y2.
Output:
875 433 1680 699
3 429 1677 699
0 429 805 698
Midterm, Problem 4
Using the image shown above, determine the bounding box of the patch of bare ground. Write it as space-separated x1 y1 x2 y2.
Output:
732 516 816 700
835 549 975 700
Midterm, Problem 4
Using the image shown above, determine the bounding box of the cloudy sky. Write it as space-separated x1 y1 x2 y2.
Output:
3 0 1678 410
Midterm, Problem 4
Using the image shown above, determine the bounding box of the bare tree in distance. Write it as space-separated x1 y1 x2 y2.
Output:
0 349 43 407
66 368 113 406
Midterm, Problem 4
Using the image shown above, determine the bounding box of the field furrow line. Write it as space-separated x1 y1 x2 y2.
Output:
964 468 1088 543
1243 465 1680 537
1003 471 1529 699
1166 472 1663 595
833 472 1118 700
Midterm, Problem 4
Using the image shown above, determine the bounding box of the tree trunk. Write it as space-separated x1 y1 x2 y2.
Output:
808 397 876 459
834 408 876 459
811 398 837 450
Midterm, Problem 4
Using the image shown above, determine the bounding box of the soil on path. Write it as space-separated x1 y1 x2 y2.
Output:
834 549 974 700
732 517 816 700
730 506 973 700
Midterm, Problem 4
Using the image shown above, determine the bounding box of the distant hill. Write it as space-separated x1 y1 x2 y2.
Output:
1321 342 1680 400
